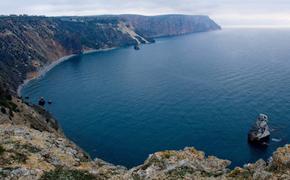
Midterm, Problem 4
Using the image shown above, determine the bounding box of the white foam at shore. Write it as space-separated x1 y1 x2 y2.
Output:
17 48 116 96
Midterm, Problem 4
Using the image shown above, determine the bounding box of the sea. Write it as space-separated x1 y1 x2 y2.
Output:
22 28 290 168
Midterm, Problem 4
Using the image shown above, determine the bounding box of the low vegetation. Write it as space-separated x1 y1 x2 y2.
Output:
0 145 5 155
40 168 96 180
15 143 41 154
11 151 27 163
0 85 18 115
167 166 195 178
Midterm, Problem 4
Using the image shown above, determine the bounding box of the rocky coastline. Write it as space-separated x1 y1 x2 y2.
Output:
2 14 290 179
16 47 116 96
0 14 220 94
1 119 290 179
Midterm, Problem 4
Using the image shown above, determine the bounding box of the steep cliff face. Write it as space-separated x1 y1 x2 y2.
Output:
0 15 220 93
0 16 138 93
119 14 221 38
0 84 60 134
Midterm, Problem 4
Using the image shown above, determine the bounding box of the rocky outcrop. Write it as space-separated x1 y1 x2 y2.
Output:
0 87 60 134
124 147 231 179
0 124 127 179
1 122 290 180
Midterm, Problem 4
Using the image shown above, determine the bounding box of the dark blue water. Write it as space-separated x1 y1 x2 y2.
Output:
22 28 290 168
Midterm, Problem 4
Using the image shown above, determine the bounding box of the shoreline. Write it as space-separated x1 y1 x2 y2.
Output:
17 47 116 96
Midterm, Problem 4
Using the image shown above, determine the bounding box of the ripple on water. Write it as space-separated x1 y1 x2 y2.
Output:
22 28 290 168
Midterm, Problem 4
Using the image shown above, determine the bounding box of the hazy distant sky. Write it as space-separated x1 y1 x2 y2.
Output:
2 0 290 27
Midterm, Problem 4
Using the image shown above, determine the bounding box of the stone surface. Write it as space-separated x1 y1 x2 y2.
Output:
1 118 290 179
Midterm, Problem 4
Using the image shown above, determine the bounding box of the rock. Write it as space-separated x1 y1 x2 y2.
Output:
1 123 290 179
271 144 290 171
66 147 78 156
248 114 270 144
49 156 62 166
126 147 231 179
38 98 46 106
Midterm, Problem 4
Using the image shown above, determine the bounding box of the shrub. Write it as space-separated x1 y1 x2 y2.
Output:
6 94 12 101
40 168 96 180
14 143 41 153
11 152 27 163
167 166 195 178
0 145 5 155
0 107 6 114
9 109 13 117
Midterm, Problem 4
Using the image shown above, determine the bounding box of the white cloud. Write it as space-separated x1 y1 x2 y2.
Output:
1 0 290 26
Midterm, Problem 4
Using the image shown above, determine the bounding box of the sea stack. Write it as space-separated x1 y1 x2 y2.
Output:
248 114 270 145
134 45 140 50
38 97 46 106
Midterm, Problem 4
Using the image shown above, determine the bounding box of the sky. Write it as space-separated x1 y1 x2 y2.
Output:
2 0 290 27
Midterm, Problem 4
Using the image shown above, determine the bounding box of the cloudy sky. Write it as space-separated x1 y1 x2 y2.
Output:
2 0 290 27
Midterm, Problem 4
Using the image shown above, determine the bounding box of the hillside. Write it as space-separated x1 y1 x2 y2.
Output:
8 14 290 180
1 118 290 179
0 14 220 93
119 14 221 38
0 16 133 92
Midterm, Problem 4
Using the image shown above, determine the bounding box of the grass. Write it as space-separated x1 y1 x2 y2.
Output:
40 168 96 180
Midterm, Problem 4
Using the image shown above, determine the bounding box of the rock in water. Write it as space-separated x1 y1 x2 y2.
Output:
248 114 270 144
38 97 46 106
134 45 140 50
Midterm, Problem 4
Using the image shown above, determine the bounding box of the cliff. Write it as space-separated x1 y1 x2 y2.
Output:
0 16 137 93
3 14 290 180
119 14 221 38
0 14 220 94
1 70 290 180
1 119 290 179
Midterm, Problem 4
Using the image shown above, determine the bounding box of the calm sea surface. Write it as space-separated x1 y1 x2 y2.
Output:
22 28 290 168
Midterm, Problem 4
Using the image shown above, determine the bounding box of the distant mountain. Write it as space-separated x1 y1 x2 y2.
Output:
0 14 220 93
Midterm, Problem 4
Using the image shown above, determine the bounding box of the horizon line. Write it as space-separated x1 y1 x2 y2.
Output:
0 13 208 17
223 25 290 29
